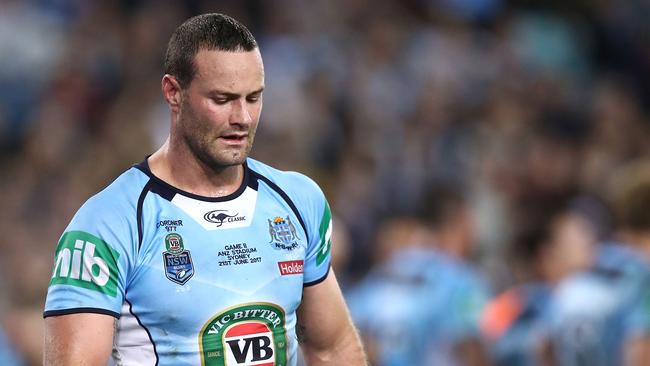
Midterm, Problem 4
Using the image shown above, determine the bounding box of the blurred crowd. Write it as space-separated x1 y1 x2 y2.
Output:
1 0 649 365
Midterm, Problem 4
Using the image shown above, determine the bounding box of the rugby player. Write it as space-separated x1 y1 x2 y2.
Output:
43 13 366 366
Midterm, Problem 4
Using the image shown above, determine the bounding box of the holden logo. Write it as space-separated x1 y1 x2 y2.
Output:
204 210 246 227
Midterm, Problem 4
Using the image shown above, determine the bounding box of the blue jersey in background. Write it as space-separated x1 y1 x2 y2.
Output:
547 243 650 366
346 247 489 366
0 327 23 366
482 283 552 366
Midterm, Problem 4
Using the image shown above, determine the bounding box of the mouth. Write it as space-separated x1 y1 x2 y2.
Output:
219 133 248 144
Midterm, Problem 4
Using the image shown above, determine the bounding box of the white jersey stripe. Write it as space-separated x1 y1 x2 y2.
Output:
113 301 157 366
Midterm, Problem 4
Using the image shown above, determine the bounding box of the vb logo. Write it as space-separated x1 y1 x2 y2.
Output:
50 231 120 297
200 303 287 366
225 323 274 365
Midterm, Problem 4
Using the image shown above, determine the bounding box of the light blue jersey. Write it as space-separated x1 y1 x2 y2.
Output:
44 158 333 366
0 327 23 366
547 243 650 366
484 283 552 366
346 247 489 366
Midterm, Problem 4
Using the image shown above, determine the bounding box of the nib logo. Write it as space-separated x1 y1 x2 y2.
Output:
50 231 120 297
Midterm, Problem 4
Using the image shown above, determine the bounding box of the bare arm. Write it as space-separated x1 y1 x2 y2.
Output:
625 335 650 366
297 270 367 365
43 313 115 366
454 337 490 366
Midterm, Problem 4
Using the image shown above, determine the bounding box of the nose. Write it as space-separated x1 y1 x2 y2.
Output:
230 99 253 125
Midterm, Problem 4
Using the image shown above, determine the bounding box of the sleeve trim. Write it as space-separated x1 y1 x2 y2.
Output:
43 307 120 319
304 265 331 287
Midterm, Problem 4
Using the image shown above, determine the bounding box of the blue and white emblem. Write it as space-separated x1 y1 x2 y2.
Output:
268 216 299 250
162 233 194 285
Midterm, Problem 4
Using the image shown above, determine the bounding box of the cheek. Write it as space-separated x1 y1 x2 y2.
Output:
201 101 232 123
254 101 263 118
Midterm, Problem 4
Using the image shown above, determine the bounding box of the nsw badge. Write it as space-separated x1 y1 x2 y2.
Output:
268 216 299 251
162 233 194 285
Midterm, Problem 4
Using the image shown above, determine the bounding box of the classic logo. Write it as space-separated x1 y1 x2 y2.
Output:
278 260 304 276
267 216 299 251
162 233 194 285
204 210 246 227
50 231 120 297
200 303 287 366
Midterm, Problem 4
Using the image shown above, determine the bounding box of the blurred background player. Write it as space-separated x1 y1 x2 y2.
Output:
545 160 650 366
0 325 24 366
481 195 602 366
347 185 490 366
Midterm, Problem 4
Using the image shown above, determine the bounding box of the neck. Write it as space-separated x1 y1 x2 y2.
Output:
428 228 467 259
148 138 244 197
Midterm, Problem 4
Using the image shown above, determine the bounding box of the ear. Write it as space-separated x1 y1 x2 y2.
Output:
162 74 183 113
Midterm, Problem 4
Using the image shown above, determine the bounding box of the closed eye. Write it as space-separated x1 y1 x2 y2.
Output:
212 97 229 105
246 91 263 103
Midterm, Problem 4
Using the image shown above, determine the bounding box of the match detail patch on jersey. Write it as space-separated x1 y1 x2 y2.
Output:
316 202 332 266
50 231 120 297
200 303 287 366
162 233 194 285
268 216 300 251
171 187 257 231
217 242 263 267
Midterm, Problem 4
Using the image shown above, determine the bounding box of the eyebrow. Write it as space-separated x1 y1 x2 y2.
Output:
208 87 264 98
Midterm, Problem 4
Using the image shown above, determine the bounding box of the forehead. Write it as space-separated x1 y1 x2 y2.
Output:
191 48 264 91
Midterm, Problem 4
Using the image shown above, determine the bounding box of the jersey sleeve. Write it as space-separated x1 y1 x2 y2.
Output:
44 193 137 318
286 172 332 285
446 274 490 341
623 277 650 339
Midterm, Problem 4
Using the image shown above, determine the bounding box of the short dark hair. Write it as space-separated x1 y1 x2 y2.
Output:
508 196 573 279
164 13 258 88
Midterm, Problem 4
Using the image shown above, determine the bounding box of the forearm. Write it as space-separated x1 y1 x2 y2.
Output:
625 336 650 366
301 322 366 365
297 271 367 365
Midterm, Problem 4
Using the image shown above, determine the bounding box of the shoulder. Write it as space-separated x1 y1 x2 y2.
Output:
69 166 150 228
247 158 325 203
446 258 490 295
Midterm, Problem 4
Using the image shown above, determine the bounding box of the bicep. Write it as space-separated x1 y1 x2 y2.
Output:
625 335 650 366
297 270 348 345
297 270 367 364
44 313 115 365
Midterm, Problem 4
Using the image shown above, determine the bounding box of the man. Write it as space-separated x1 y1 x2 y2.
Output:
544 163 650 366
481 196 598 366
43 13 366 366
347 185 490 366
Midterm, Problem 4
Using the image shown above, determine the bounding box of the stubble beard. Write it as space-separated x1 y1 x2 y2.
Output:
178 101 256 173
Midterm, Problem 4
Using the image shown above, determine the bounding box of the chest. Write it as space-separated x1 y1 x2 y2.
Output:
125 189 307 329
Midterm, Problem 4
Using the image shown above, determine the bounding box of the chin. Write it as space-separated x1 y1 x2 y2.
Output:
210 151 249 168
